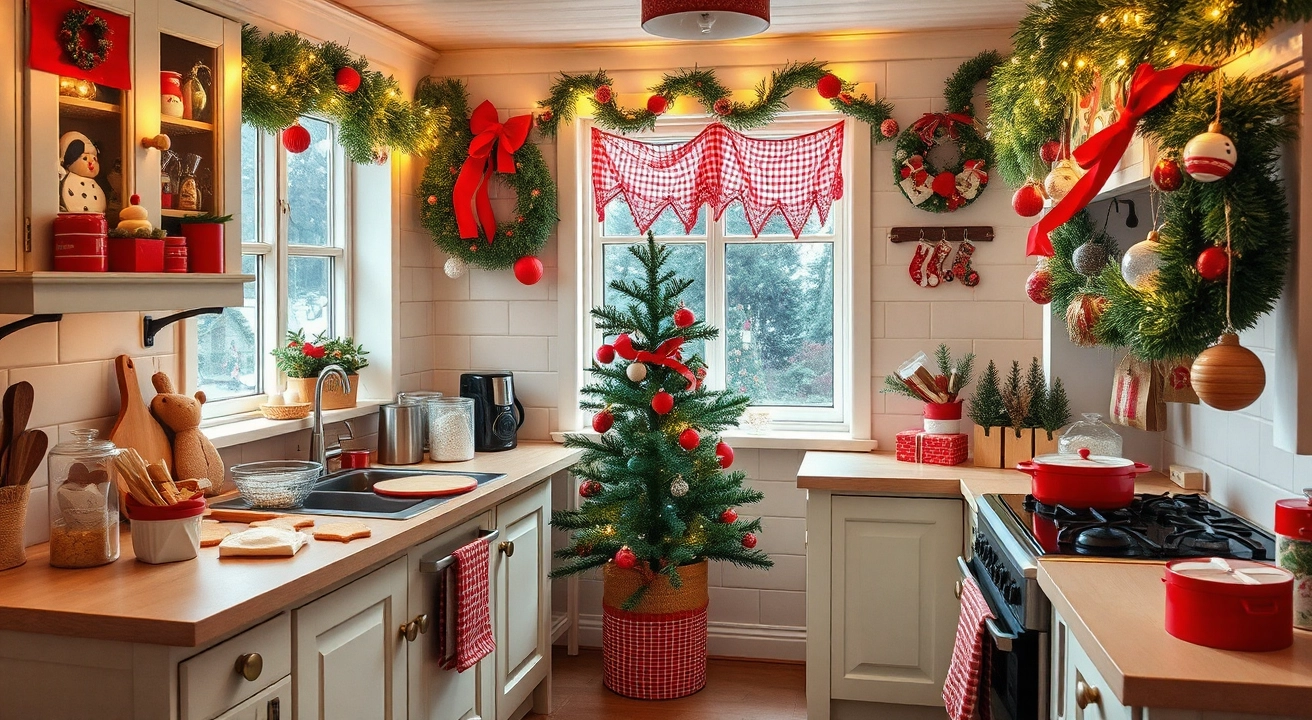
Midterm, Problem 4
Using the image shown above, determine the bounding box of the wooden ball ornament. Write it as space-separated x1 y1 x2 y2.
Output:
1191 333 1265 411
626 362 648 382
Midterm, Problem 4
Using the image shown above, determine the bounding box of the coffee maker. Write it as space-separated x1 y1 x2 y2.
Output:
459 372 525 452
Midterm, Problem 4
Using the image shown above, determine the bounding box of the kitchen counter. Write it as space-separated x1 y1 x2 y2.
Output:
0 442 580 647
1040 560 1312 717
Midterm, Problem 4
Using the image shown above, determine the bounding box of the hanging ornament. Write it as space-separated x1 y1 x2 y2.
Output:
1072 240 1109 276
1191 333 1265 410
371 146 390 165
715 441 734 469
646 94 668 115
335 66 361 93
651 390 674 415
592 409 614 433
513 256 543 285
626 362 649 382
595 344 616 364
1066 293 1108 346
614 546 637 569
713 97 732 116
580 480 602 498
281 122 311 154
443 257 467 279
593 85 613 104
1184 121 1236 182
1039 139 1062 164
613 333 637 360
678 428 700 450
816 73 842 99
1026 260 1053 305
1012 182 1045 217
741 532 758 549
880 118 899 138
1151 157 1184 192
720 508 739 524
1120 230 1164 290
1196 246 1229 281
673 304 695 328
1044 159 1081 202
670 476 689 497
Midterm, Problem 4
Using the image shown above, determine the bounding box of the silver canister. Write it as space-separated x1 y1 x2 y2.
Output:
397 391 443 451
377 402 425 465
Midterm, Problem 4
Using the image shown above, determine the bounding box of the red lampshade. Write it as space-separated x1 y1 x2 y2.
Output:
641 0 770 39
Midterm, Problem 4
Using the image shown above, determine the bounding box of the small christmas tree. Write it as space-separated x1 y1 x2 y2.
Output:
552 234 771 608
1000 361 1031 437
1022 357 1047 428
1041 377 1072 440
968 360 1010 430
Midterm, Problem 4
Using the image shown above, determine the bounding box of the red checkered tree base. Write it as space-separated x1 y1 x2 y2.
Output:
602 605 709 699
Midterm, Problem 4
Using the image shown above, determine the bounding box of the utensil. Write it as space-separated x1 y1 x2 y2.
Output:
109 355 173 476
1015 448 1152 509
229 460 322 509
9 430 48 487
377 403 425 465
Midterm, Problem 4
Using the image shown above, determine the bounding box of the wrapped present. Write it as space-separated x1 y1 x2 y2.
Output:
896 430 968 466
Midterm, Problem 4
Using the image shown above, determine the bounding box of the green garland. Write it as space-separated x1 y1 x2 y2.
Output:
240 26 447 164
416 79 557 271
535 61 894 140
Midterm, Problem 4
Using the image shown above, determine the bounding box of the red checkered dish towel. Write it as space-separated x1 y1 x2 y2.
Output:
453 537 496 672
943 576 994 720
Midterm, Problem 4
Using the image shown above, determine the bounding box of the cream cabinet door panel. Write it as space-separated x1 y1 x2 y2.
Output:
494 480 551 720
214 675 290 720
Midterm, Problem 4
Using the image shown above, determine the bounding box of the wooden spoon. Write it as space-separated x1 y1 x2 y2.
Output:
9 430 48 487
1 382 32 484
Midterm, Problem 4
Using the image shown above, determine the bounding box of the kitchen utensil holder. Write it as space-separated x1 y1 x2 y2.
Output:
0 485 30 571
378 403 425 465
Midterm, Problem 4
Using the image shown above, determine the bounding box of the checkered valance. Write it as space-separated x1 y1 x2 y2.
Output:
591 122 844 238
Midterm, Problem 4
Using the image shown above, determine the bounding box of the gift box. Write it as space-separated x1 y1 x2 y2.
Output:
108 237 165 272
895 430 968 466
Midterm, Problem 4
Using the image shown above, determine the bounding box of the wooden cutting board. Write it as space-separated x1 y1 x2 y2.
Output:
109 355 173 473
372 475 478 498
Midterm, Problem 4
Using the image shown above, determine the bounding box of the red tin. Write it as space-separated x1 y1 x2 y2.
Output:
108 237 165 273
164 237 188 273
1164 558 1293 651
53 212 108 272
181 223 224 273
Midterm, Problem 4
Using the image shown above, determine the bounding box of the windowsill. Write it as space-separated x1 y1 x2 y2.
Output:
201 401 386 449
550 429 876 452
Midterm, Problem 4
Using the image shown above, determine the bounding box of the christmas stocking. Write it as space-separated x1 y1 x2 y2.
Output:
952 239 980 287
925 239 952 288
909 240 933 286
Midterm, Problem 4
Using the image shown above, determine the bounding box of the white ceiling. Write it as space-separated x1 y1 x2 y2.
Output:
327 0 1029 50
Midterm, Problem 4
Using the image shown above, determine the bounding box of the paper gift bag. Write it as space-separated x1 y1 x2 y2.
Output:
1111 354 1166 431
1159 359 1200 405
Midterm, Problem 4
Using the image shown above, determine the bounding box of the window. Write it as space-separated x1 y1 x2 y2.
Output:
196 117 349 418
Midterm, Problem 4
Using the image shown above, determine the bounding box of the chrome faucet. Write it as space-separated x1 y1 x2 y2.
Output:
309 365 352 473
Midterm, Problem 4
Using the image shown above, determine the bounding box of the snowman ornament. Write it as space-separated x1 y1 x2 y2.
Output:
58 131 106 213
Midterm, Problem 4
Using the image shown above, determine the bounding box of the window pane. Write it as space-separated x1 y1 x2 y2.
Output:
288 255 333 338
197 255 260 401
725 242 834 406
602 197 706 238
240 124 259 242
723 202 834 237
287 117 332 247
603 243 706 361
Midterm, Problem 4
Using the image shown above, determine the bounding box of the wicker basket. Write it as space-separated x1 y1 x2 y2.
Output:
260 403 312 421
0 485 30 571
286 375 358 410
602 560 709 699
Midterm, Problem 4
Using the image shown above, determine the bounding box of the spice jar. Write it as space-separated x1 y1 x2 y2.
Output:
1057 412 1123 457
48 430 119 568
1276 489 1312 630
427 396 475 462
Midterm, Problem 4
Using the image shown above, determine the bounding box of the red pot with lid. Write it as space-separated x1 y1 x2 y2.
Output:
1016 447 1152 509
1164 558 1293 651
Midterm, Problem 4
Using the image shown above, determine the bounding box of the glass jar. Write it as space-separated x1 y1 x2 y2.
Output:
427 396 475 462
1057 413 1123 457
47 429 119 568
398 391 443 451
1276 490 1312 630
178 152 202 211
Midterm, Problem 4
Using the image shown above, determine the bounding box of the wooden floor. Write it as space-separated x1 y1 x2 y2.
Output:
527 647 806 720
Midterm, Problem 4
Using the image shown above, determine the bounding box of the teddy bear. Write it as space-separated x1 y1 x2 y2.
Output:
150 372 224 495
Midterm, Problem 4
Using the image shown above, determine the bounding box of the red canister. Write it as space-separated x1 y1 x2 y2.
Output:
181 222 224 273
164 237 188 273
53 212 108 272
1164 558 1294 651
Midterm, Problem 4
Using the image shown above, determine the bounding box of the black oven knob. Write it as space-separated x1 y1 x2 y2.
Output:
1008 585 1022 604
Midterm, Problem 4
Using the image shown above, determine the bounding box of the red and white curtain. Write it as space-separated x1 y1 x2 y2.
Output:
591 122 844 239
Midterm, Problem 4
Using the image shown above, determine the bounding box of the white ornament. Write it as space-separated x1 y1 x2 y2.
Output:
1121 231 1164 290
626 362 648 382
1044 159 1082 202
670 477 689 497
1183 122 1236 182
58 131 107 213
444 257 467 278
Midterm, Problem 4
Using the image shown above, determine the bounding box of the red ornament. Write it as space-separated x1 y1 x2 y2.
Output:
281 123 311 154
1196 246 1230 281
613 333 638 360
1026 263 1054 305
647 95 668 115
1039 140 1062 164
595 344 616 364
816 73 842 99
741 533 758 549
513 256 544 285
715 441 734 469
536 110 554 128
720 508 738 524
580 480 602 498
673 305 695 327
932 172 958 198
652 390 674 415
1012 182 1045 217
592 410 614 433
880 118 899 138
678 428 700 450
614 546 637 569
334 66 361 94
713 98 732 116
1152 157 1185 192
593 85 613 104
426 195 438 206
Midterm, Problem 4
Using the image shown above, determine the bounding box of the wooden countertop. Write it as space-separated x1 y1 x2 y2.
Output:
1039 560 1312 716
0 442 580 648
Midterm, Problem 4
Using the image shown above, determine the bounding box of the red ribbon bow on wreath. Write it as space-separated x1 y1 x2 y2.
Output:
910 112 975 145
635 337 699 392
1026 62 1212 257
454 100 533 241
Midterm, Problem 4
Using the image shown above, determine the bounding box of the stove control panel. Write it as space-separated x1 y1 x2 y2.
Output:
972 532 1026 625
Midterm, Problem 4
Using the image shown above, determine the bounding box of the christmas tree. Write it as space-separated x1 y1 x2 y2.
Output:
552 234 771 608
968 360 1010 430
1041 378 1071 441
1022 357 1047 429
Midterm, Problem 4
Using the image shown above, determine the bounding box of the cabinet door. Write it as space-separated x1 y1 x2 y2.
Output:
829 495 963 706
1057 610 1132 720
293 558 408 720
493 480 551 720
214 675 290 720
407 514 495 720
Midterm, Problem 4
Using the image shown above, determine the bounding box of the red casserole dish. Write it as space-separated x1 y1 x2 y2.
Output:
1164 558 1293 651
1016 448 1151 509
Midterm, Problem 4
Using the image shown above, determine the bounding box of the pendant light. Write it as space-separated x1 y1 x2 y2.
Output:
641 0 770 40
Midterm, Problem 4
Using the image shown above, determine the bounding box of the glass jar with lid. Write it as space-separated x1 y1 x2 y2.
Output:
1057 413 1123 457
398 391 443 451
427 396 475 462
48 429 119 568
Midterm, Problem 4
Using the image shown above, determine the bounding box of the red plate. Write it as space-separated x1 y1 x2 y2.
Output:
371 475 478 498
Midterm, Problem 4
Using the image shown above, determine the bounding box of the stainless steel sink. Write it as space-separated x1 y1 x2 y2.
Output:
210 468 505 520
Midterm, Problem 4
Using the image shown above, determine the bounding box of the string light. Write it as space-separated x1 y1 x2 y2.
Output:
1075 59 1088 69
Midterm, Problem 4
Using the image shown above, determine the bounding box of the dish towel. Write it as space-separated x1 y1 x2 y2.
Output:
435 564 458 670
453 537 496 672
943 576 994 720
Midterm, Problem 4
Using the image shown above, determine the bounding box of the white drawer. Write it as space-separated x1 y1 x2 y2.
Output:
180 614 291 720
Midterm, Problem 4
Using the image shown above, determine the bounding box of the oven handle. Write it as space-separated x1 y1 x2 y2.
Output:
956 556 1019 653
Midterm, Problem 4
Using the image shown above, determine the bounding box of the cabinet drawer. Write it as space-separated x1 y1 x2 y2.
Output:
180 613 291 720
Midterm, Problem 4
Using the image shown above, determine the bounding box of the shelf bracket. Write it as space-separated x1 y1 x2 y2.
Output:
143 307 222 348
0 314 61 343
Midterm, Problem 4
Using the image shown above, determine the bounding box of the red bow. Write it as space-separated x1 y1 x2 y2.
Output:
454 101 533 241
635 337 698 392
1027 63 1211 256
910 112 975 145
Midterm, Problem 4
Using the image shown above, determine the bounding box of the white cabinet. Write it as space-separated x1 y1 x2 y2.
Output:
1052 610 1131 720
492 479 552 720
180 613 291 720
213 676 290 720
293 558 408 720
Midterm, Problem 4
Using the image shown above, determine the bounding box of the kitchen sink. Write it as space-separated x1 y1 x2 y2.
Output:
210 468 505 520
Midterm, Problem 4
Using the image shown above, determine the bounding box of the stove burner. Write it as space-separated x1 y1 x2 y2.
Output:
1176 531 1231 554
1075 526 1133 552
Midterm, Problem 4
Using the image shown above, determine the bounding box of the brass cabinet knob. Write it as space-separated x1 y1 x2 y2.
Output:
414 613 430 635
1075 679 1101 709
140 134 171 151
235 652 263 682
499 541 515 557
401 620 419 642
954 581 963 599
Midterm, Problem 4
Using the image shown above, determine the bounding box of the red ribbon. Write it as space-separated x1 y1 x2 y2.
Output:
1027 63 1211 257
635 338 698 392
454 100 533 241
910 112 974 145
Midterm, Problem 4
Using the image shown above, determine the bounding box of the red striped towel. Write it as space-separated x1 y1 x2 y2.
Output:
943 576 994 720
454 537 496 672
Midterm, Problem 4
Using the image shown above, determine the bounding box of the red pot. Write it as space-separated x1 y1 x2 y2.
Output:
1015 448 1151 509
923 400 963 434
181 223 224 273
1164 558 1293 651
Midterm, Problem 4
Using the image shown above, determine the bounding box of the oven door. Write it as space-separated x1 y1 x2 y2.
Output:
957 557 1047 720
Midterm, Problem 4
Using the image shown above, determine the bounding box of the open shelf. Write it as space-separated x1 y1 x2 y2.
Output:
161 115 214 136
161 209 204 218
0 272 254 314
58 96 121 121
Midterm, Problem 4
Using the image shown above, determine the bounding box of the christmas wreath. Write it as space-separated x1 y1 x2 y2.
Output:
417 78 557 278
891 51 1000 213
60 9 112 71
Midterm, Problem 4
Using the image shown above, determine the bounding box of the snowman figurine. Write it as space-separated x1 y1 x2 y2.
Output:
58 131 106 213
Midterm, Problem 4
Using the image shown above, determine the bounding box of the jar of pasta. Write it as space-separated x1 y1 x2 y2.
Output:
47 430 119 568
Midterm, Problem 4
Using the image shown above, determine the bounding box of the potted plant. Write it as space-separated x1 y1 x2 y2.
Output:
272 330 368 410
882 343 975 434
177 212 232 273
968 358 1072 468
